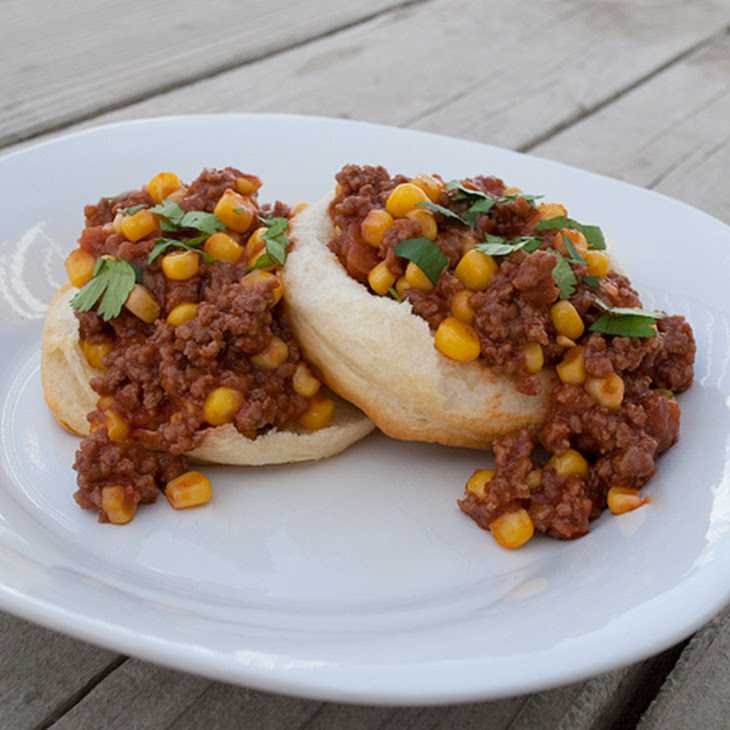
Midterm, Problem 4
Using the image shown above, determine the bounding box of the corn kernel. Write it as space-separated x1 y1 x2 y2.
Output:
406 208 438 240
250 336 289 369
292 362 321 398
166 302 198 326
291 201 308 216
161 250 199 281
586 373 625 410
434 317 481 361
245 227 267 259
368 260 397 295
165 471 212 510
454 249 498 291
103 409 129 441
203 232 243 262
411 173 444 202
548 448 589 477
524 342 544 374
120 208 157 242
235 175 261 196
585 250 610 277
466 468 494 499
65 249 96 288
395 275 412 296
214 190 257 233
240 270 284 305
503 186 522 195
360 209 394 247
101 485 137 525
297 393 335 431
489 509 534 549
404 260 433 291
550 300 585 340
386 183 430 218
556 346 586 384
203 386 243 426
82 339 113 370
607 486 649 515
450 289 474 324
526 469 542 489
560 228 589 255
124 284 160 323
147 172 182 204
538 202 568 220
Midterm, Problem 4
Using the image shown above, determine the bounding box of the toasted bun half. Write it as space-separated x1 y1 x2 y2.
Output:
283 194 556 450
41 283 375 465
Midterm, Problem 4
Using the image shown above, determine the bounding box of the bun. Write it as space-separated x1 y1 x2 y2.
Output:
283 194 554 449
41 283 375 465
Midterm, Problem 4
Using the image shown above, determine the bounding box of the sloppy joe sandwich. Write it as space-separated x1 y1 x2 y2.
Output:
42 168 374 524
284 164 695 548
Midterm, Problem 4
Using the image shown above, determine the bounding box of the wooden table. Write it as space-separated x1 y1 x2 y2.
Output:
2 1 729 726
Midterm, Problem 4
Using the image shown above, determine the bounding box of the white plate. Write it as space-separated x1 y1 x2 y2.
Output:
1 114 729 706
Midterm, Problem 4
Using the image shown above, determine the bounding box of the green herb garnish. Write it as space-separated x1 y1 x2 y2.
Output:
414 201 469 226
245 215 291 271
70 257 142 322
150 199 225 237
582 275 601 289
388 286 402 303
561 232 587 265
476 234 543 257
589 300 665 338
550 250 578 300
394 237 449 285
148 235 216 264
120 204 145 216
535 216 606 250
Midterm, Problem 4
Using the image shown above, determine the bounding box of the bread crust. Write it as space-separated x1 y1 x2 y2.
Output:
283 194 555 450
41 283 375 465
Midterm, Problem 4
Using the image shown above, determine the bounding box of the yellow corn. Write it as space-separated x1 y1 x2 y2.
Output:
245 227 267 259
503 186 522 195
203 386 243 426
526 469 542 489
556 346 586 384
607 486 648 515
404 260 433 291
214 190 256 233
166 302 198 326
297 393 335 431
120 208 157 242
465 468 495 499
147 172 182 203
454 249 498 291
65 249 96 288
292 362 321 398
406 208 438 240
411 173 444 202
489 508 534 549
203 232 243 262
161 250 199 280
82 339 113 370
450 289 475 324
101 485 137 525
585 250 610 277
548 448 589 477
385 183 430 218
559 228 589 255
290 201 308 216
240 270 284 305
550 300 584 340
538 202 568 220
524 342 544 374
586 374 625 410
250 336 289 369
165 471 212 510
235 175 261 196
434 317 481 361
103 409 129 441
368 261 397 295
360 209 394 247
124 284 160 323
395 275 411 296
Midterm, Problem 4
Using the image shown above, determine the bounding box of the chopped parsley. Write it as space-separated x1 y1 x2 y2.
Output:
550 250 578 300
535 216 606 251
70 257 142 322
245 215 292 271
476 234 543 257
394 237 449 285
589 300 665 338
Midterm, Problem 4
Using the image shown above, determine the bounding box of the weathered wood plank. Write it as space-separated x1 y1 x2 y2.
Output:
0 612 121 728
0 0 416 147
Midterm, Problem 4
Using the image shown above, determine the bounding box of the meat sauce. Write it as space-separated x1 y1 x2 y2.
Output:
328 164 695 547
67 168 329 524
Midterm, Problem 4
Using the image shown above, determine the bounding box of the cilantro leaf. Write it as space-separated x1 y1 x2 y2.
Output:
394 237 449 285
589 300 665 338
535 216 606 250
561 232 587 265
414 201 469 226
388 286 402 303
120 204 145 216
476 234 543 257
148 235 214 264
70 258 140 321
582 275 601 289
245 215 292 272
550 249 578 300
150 200 225 236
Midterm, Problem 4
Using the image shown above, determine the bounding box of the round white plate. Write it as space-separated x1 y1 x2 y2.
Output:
0 114 728 705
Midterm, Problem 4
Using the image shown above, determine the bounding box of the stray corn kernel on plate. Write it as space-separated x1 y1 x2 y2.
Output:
0 114 729 706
